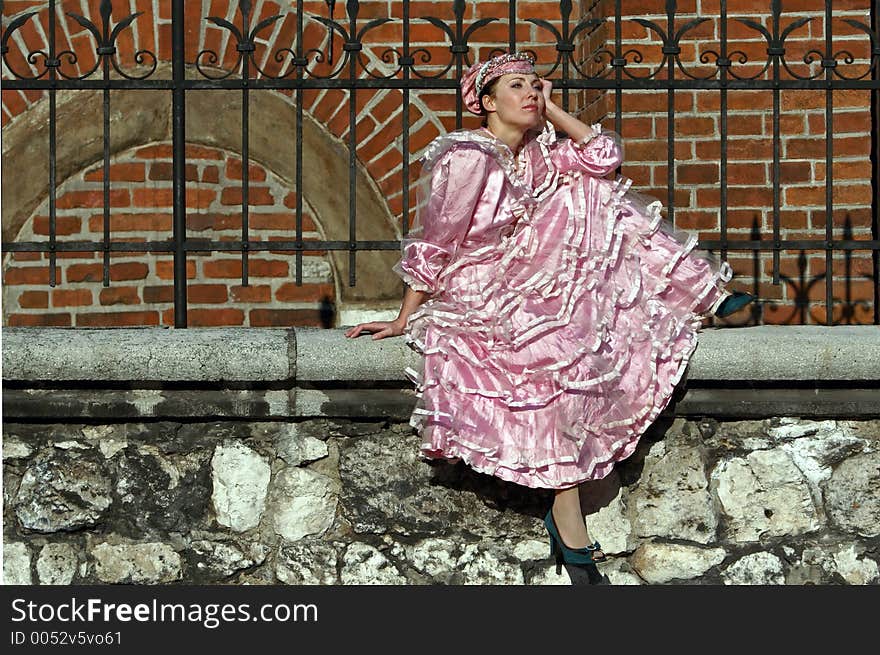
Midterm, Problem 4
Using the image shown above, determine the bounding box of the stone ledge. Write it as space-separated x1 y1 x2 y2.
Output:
4 387 876 421
3 325 878 384
1 327 294 383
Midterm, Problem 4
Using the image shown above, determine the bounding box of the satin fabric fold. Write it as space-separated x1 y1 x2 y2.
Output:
395 123 732 490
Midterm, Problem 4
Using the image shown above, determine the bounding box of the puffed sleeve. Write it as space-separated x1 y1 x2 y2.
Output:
392 145 489 294
550 123 623 176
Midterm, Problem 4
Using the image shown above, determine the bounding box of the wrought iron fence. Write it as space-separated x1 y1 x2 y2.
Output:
1 0 878 325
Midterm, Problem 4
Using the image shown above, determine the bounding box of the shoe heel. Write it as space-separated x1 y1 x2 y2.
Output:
549 534 564 574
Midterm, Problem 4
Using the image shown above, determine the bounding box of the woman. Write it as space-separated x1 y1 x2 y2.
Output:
345 53 751 574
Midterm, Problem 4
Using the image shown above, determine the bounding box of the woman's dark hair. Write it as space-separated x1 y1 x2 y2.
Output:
478 77 501 126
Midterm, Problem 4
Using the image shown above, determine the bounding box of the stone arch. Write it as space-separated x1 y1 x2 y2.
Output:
1 64 404 308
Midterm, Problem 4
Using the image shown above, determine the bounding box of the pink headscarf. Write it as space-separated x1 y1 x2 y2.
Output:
460 52 536 115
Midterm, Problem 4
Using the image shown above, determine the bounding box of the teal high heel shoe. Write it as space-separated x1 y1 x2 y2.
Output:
714 291 755 318
544 509 607 575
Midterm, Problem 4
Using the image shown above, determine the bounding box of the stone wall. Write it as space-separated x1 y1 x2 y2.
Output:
4 416 879 585
3 325 878 585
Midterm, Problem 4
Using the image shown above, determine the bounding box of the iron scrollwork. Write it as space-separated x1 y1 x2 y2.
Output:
1 0 156 80
415 0 497 78
196 0 292 80
309 0 393 80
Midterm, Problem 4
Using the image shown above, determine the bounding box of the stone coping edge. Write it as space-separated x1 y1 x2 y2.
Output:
2 325 879 384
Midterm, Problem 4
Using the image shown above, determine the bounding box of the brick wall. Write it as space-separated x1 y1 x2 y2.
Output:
2 0 877 326
580 0 875 325
3 142 335 327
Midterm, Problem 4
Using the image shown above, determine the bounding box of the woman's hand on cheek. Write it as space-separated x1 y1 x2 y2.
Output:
540 78 553 109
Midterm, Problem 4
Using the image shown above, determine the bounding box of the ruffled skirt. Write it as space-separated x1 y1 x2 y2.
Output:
404 172 732 489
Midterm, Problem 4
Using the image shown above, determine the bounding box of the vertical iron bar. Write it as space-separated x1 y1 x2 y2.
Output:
666 2 675 227
508 0 516 52
824 0 833 325
454 3 463 130
348 16 356 287
719 0 728 262
614 0 622 141
873 0 880 323
402 0 411 236
101 4 111 288
560 1 569 112
48 0 57 286
241 60 250 286
295 0 304 285
771 9 781 285
172 0 187 326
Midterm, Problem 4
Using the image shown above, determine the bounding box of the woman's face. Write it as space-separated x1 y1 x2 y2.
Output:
482 73 545 131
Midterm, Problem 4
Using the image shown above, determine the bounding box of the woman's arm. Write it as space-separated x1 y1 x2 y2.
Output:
539 78 622 176
343 285 430 340
541 79 592 142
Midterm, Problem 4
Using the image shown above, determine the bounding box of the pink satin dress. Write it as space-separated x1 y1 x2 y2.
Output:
393 123 732 490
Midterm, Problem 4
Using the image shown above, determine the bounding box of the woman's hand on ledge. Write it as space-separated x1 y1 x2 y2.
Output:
344 319 406 340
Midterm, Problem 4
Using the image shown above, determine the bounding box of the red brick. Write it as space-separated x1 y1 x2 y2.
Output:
8 313 72 327
624 140 669 163
311 89 347 124
99 286 141 305
12 252 42 262
187 213 241 231
675 211 718 231
88 213 172 232
275 282 335 303
676 164 718 185
56 189 130 209
135 144 173 159
727 163 767 186
187 284 228 304
201 166 220 183
220 187 275 206
110 262 149 281
779 162 812 184
33 216 82 236
780 210 809 229
143 286 174 303
783 183 872 207
18 290 49 309
2 89 28 121
156 260 196 280
812 208 873 229
203 259 289 278
230 285 272 303
225 159 267 181
51 289 92 307
185 308 246 327
143 285 174 303
408 122 441 155
76 311 160 327
55 251 97 260
84 163 146 182
149 162 199 182
4 267 50 285
729 139 776 160
674 117 716 137
816 161 873 182
727 115 764 136
250 308 326 327
66 263 104 283
132 188 174 207
355 116 378 145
